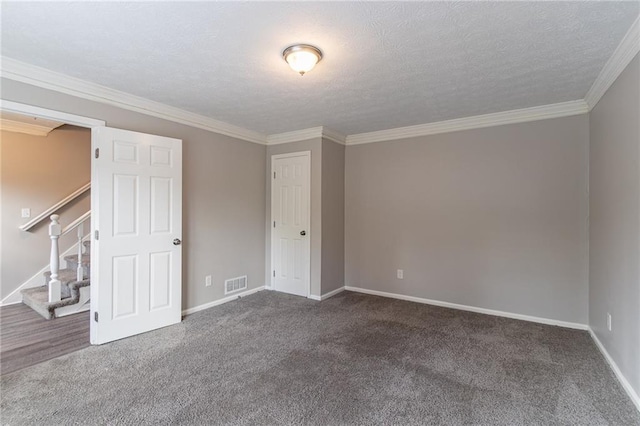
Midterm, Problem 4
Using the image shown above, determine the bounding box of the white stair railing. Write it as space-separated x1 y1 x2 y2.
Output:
75 224 84 282
48 211 91 302
62 211 91 282
19 182 90 232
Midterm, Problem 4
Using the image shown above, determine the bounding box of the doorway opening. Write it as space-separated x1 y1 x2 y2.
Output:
0 104 99 375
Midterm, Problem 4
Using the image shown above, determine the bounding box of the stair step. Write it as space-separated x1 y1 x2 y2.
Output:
44 269 86 298
62 254 90 282
21 280 90 320
44 268 85 285
64 254 90 266
21 287 54 319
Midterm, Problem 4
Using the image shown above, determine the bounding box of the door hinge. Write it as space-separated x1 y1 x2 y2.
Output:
94 230 99 240
95 148 100 159
273 171 276 179
273 270 275 277
273 221 276 228
94 312 98 322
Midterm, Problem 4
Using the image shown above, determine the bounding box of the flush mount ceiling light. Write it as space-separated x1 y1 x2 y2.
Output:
282 44 323 76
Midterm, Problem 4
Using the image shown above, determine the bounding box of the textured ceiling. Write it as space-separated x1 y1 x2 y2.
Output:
1 2 638 136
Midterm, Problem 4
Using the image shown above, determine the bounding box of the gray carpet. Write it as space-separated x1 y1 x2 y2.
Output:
1 290 638 425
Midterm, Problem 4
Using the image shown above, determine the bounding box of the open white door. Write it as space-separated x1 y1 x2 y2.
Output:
271 152 310 297
91 127 182 345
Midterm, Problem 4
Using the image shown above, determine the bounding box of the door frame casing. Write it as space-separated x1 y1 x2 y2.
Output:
270 151 311 298
0 100 105 305
0 100 106 128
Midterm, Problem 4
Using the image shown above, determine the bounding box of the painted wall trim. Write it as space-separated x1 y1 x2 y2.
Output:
181 286 265 316
320 286 345 300
321 127 347 145
345 100 589 145
308 286 345 301
585 16 640 110
1 57 594 147
0 57 267 145
7 25 637 149
267 127 324 145
589 329 640 412
344 286 589 330
0 118 61 136
266 126 346 146
0 99 105 128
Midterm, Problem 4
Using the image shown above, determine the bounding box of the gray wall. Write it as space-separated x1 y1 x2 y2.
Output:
589 54 640 395
321 138 345 295
266 138 323 297
1 78 266 311
1 126 91 298
345 115 590 324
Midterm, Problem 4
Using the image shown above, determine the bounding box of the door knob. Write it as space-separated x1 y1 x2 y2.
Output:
173 238 182 246
300 230 306 236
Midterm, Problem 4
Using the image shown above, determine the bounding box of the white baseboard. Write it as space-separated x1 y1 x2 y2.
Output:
1 235 90 306
343 286 588 330
589 328 640 412
181 286 265 316
321 286 345 301
183 283 640 411
308 286 345 301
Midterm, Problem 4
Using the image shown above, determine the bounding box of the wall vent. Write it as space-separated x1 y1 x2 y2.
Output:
224 275 247 295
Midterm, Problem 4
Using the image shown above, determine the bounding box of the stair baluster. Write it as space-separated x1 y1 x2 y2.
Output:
48 215 62 303
76 223 84 282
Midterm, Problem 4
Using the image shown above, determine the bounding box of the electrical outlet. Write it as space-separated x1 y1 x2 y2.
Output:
21 208 31 218
607 313 612 331
397 269 404 279
205 275 212 287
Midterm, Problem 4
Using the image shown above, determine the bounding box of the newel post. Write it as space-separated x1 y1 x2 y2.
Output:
49 214 62 303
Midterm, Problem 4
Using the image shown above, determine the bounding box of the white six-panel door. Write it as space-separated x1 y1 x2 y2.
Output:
91 127 182 344
271 152 310 297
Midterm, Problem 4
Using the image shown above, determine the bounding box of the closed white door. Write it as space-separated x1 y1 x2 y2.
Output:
91 127 182 344
271 152 310 297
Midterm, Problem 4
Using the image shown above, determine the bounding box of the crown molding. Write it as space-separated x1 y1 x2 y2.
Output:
345 100 589 145
266 126 324 145
321 127 347 145
266 126 346 145
3 52 619 148
0 57 267 145
0 118 62 136
0 109 65 136
585 15 640 110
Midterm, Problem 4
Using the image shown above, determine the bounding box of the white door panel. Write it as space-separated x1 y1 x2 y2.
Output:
271 152 310 297
91 127 182 344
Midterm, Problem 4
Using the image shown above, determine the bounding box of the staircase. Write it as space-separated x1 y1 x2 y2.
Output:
12 183 92 319
21 240 91 320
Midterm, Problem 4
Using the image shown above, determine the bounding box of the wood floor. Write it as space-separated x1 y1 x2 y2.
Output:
1 303 89 376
